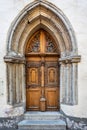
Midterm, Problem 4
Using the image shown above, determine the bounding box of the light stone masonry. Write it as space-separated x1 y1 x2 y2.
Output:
0 0 87 121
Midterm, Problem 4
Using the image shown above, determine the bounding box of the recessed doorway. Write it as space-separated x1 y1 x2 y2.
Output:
25 30 60 111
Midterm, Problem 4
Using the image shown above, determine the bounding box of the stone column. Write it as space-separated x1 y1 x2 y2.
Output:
59 55 81 105
71 56 81 105
12 64 16 104
4 55 26 107
71 62 78 104
65 62 72 104
16 64 20 103
60 62 66 103
21 64 26 109
7 63 14 104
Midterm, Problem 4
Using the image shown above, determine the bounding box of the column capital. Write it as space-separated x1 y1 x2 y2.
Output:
59 55 81 64
71 55 81 63
4 55 25 64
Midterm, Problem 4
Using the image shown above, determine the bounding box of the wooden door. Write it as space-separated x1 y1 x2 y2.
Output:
26 30 60 111
45 59 59 111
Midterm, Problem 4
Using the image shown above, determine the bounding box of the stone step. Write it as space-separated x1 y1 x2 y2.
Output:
18 119 66 130
24 111 63 120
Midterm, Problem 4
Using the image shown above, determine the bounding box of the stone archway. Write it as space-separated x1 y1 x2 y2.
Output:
4 0 80 112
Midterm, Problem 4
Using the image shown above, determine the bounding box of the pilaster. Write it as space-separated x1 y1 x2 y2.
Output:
59 55 81 105
4 54 26 107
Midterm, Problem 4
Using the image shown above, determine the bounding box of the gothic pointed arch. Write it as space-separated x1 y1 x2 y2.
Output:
4 0 81 109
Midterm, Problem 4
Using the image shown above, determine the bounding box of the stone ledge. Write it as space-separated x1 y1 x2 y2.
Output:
24 111 63 120
59 55 81 64
4 55 25 64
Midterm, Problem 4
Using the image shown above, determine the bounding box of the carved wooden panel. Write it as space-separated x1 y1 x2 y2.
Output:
44 61 59 110
26 88 41 111
26 62 41 88
26 61 41 111
49 69 54 82
26 29 60 111
45 62 59 87
28 31 40 53
48 68 56 83
45 87 59 110
29 68 38 84
45 33 57 52
25 30 58 54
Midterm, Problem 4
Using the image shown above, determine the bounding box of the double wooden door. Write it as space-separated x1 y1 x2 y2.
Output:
26 30 60 111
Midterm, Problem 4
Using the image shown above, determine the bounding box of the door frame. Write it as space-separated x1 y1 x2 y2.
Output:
25 30 60 111
4 0 80 114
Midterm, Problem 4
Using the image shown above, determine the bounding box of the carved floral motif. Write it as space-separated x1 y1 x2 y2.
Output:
28 30 57 53
45 34 57 52
28 32 40 53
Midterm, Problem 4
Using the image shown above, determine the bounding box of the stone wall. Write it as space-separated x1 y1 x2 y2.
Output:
0 113 87 130
0 0 87 119
0 116 23 129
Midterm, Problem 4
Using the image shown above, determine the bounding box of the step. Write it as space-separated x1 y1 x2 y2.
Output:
18 119 66 130
24 111 63 120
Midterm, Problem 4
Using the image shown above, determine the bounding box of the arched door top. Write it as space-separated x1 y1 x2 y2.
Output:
6 0 79 58
25 29 59 54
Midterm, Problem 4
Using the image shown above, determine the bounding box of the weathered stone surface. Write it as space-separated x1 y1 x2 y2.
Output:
0 115 23 129
3 0 80 116
24 111 63 120
66 117 87 130
18 120 66 130
0 0 87 125
18 112 66 130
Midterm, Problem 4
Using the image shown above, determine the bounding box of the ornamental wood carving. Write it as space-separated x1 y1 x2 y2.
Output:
25 30 58 54
26 30 60 111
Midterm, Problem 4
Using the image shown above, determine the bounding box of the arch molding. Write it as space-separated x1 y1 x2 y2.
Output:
4 0 81 110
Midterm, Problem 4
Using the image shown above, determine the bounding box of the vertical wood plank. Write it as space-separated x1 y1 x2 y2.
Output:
40 31 46 53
